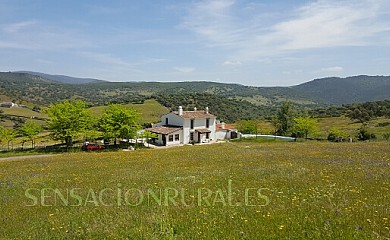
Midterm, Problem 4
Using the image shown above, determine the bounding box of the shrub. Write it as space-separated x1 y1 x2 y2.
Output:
357 126 376 141
327 127 346 142
383 133 390 141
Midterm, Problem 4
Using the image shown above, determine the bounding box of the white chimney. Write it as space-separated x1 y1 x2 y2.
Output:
221 122 225 129
205 107 209 114
178 106 183 116
194 107 197 111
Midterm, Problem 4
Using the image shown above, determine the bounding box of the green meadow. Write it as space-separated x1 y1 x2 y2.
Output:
0 141 389 239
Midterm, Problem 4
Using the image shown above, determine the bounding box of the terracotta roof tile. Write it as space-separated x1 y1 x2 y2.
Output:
176 111 216 119
195 128 211 133
147 126 182 135
216 123 236 131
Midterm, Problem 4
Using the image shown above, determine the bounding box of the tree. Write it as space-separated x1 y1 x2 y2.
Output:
357 124 376 141
273 102 296 136
293 116 318 139
0 127 16 150
347 108 372 123
46 100 91 147
236 119 260 134
19 121 43 148
99 104 141 144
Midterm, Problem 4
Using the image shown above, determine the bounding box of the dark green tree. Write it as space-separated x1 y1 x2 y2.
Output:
273 101 296 136
357 124 376 141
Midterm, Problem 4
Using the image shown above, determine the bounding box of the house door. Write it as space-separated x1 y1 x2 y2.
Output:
231 132 238 139
198 132 201 143
162 135 166 146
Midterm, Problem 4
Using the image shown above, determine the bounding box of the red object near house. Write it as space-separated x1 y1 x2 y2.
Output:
81 142 105 151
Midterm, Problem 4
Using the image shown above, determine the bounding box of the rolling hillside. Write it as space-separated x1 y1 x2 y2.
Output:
1 72 389 108
293 75 390 104
16 71 105 84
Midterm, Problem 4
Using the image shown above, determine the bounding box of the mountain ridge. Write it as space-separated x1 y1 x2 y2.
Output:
15 71 106 84
0 72 389 106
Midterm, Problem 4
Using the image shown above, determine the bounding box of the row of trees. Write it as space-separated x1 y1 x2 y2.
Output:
310 100 390 122
236 101 383 141
237 102 319 139
46 100 141 147
0 121 42 150
0 100 145 151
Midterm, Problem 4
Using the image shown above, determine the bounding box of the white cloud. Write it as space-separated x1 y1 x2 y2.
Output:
266 0 389 50
180 0 245 48
182 0 390 60
173 67 195 73
320 66 344 73
3 20 37 33
0 21 93 51
223 60 242 66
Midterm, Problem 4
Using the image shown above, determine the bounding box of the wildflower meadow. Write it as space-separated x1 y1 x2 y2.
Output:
0 141 389 239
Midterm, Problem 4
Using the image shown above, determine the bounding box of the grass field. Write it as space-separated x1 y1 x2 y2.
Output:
0 141 389 239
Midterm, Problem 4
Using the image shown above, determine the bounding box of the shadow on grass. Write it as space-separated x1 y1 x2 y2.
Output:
0 143 148 158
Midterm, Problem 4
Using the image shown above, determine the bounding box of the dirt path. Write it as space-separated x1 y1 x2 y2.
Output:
0 154 59 161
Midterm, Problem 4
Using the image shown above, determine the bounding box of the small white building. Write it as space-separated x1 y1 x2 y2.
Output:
0 102 17 108
147 106 217 146
216 122 239 140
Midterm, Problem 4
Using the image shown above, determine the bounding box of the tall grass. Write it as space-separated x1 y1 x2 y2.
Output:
0 142 389 239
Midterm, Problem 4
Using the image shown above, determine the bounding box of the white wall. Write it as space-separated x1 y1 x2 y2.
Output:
216 130 228 140
165 131 183 146
161 113 184 126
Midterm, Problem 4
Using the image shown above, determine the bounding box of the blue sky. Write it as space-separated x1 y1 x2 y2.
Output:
1 0 390 86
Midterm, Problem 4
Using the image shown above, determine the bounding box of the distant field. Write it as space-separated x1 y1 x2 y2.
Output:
0 106 47 119
257 116 390 140
0 142 389 239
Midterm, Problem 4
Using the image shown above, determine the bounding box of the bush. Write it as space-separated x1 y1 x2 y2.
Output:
383 133 390 141
327 127 346 142
357 126 376 141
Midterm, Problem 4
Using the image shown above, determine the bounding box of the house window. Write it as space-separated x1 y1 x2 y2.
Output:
206 118 210 128
190 132 194 141
165 118 169 125
175 134 179 141
190 119 194 129
168 135 173 142
206 132 210 139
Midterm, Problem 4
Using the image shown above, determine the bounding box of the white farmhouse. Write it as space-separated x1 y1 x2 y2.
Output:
147 106 217 146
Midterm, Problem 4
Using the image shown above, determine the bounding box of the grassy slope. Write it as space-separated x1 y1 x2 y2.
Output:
0 142 389 239
0 107 47 119
89 99 168 124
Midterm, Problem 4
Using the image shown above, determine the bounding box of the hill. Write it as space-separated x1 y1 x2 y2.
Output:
1 72 389 119
15 71 105 84
293 75 390 104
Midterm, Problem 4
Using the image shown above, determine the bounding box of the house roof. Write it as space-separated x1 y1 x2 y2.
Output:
195 128 211 133
175 111 216 119
216 123 236 131
147 126 182 135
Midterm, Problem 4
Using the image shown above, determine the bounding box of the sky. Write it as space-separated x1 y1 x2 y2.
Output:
1 0 390 86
